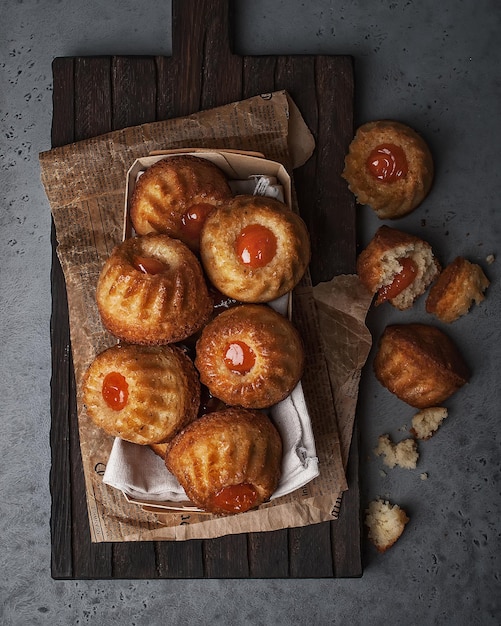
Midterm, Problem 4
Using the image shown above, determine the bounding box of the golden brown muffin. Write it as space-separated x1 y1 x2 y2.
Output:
373 323 470 408
426 256 490 322
365 499 409 553
165 407 282 515
342 120 434 219
357 226 441 310
130 155 233 251
200 195 311 303
195 304 304 409
96 234 212 345
82 344 200 445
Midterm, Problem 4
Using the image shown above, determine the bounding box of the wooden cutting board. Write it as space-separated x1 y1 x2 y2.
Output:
50 0 360 579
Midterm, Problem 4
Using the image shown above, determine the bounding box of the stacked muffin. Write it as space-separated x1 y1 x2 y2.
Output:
82 155 311 515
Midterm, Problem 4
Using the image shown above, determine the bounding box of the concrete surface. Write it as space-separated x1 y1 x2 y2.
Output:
1 0 500 624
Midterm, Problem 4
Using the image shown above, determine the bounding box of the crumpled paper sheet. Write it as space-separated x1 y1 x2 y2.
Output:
39 90 372 542
313 276 374 468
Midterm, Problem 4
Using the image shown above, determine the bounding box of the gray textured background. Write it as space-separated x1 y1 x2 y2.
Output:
1 0 500 624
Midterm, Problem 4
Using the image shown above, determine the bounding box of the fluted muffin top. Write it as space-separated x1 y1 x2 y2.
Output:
96 233 212 345
130 155 233 251
342 120 434 219
200 195 310 303
165 407 282 515
195 303 304 409
83 344 200 445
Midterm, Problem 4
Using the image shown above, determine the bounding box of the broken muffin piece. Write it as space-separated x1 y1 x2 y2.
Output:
365 498 410 552
357 226 440 310
426 256 490 323
375 434 419 469
410 407 448 440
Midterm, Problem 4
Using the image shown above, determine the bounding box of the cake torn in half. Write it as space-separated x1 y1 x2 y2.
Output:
357 226 440 310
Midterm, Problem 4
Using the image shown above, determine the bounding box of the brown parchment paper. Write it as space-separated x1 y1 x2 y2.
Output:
313 276 373 469
39 90 372 542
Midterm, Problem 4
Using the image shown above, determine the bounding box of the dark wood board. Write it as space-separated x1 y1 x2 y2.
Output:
49 0 360 579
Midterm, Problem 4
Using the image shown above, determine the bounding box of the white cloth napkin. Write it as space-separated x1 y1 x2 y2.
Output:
103 380 319 504
229 175 285 202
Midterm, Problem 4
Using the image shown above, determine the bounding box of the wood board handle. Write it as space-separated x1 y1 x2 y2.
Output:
168 0 242 114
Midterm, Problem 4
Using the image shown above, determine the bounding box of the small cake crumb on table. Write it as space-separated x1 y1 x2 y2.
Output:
375 434 419 469
410 407 448 440
365 498 410 552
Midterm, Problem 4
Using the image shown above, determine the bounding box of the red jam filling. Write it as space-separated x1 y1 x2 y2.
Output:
180 202 215 246
366 143 408 182
132 255 168 275
102 371 129 411
212 483 258 513
376 257 418 305
235 224 277 268
224 341 256 375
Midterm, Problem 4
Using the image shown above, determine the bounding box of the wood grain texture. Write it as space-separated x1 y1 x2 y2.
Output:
332 432 362 578
111 57 158 130
155 540 205 579
49 0 360 579
49 221 73 579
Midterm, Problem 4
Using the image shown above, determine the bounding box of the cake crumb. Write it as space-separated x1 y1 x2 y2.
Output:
375 434 419 469
485 253 495 265
365 498 409 552
420 472 429 480
410 407 448 440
